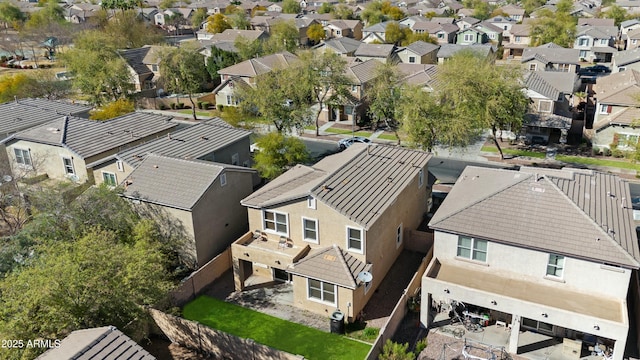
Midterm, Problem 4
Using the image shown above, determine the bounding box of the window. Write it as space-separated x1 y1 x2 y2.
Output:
302 217 318 243
418 169 424 188
336 30 341 35
347 226 363 252
546 254 564 278
351 85 358 92
62 157 75 175
600 39 608 45
102 171 117 186
599 104 610 114
226 95 233 105
633 39 637 45
307 196 316 209
579 50 587 58
529 63 537 71
264 210 288 235
620 67 627 72
396 224 403 248
151 64 158 72
578 38 588 46
437 32 445 39
409 56 416 63
14 148 31 167
457 236 487 262
515 36 521 43
231 153 239 166
307 278 336 304
538 100 553 113
220 173 227 186
463 33 475 42
617 133 639 149
344 105 353 115
116 160 124 172
503 25 508 30
558 63 570 72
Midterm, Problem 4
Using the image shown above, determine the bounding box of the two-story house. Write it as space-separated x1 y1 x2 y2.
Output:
521 43 580 73
354 43 398 63
231 144 431 320
361 21 405 43
496 4 524 22
323 19 363 40
502 23 531 59
612 47 640 72
119 45 164 93
395 41 440 64
455 27 489 45
589 70 640 151
626 28 640 50
436 44 495 64
621 19 640 49
312 37 363 57
422 166 639 360
574 21 619 62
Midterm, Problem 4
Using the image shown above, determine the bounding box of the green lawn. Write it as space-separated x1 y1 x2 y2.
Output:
556 155 640 171
377 133 398 141
182 296 371 360
324 127 372 136
481 146 546 159
175 109 212 117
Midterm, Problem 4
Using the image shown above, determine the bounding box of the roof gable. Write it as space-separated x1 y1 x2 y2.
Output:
288 245 370 289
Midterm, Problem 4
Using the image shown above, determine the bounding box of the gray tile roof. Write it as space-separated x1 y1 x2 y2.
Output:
0 98 91 138
313 37 363 55
521 47 580 65
614 47 640 66
594 70 640 105
123 154 252 210
524 71 577 100
288 245 370 289
217 51 299 77
403 41 440 56
37 326 155 360
243 144 431 229
429 166 640 268
119 46 163 76
594 107 640 130
8 112 176 159
363 20 403 33
524 113 572 130
345 59 381 84
117 120 251 167
437 44 494 59
509 24 531 36
355 43 396 58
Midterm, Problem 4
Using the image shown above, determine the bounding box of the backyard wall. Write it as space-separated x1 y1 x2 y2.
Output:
365 247 433 360
405 230 433 253
171 248 232 307
149 308 304 360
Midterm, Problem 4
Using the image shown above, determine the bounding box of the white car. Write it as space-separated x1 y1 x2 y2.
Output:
338 136 371 150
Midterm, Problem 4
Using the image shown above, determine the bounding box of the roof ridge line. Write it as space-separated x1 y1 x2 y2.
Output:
309 146 367 194
545 175 640 267
335 245 358 289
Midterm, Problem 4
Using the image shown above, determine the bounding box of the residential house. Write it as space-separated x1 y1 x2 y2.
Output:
88 118 254 187
626 28 640 51
615 0 640 13
267 3 283 12
119 45 164 93
590 70 640 150
423 166 638 360
136 7 159 24
155 8 194 26
354 43 398 63
232 144 431 320
521 44 580 73
487 16 518 42
213 52 299 107
64 3 102 23
362 21 405 43
436 44 495 64
294 18 320 46
324 19 363 40
496 4 524 22
251 15 276 32
123 154 256 268
455 16 480 30
197 27 268 42
502 23 531 59
395 41 439 64
396 63 439 91
2 113 176 183
38 326 155 360
574 23 619 62
620 19 640 48
612 48 640 72
474 21 503 45
523 71 580 144
455 27 489 45
312 37 363 57
399 15 430 30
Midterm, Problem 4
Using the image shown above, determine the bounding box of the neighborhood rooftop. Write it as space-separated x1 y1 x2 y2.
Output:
429 166 640 268
0 99 91 138
289 245 372 289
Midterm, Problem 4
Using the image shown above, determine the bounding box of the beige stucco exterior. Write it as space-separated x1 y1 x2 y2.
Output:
396 48 438 64
234 164 430 320
6 140 89 182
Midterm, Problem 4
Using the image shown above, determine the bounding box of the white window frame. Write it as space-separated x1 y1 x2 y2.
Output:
463 33 474 42
346 226 364 254
13 148 32 167
617 132 639 149
515 36 521 43
457 236 488 262
599 104 609 114
396 223 403 248
579 37 588 46
263 210 289 236
231 153 239 165
302 217 319 244
351 85 358 92
307 278 336 305
102 171 117 186
307 195 316 209
62 157 75 175
537 100 553 113
418 169 424 188
632 39 637 45
529 63 537 71
116 160 124 172
409 56 416 63
546 254 565 278
220 173 227 186
437 32 445 39
600 38 608 45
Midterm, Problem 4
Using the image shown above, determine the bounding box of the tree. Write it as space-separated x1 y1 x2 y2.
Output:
206 46 241 81
332 4 354 19
103 10 164 49
365 62 405 142
18 70 71 100
90 99 135 120
159 0 176 10
207 13 231 34
235 35 263 60
253 133 308 179
318 2 334 14
24 0 64 30
0 2 25 32
0 74 34 103
264 20 299 53
228 9 251 30
361 1 388 25
0 225 174 359
522 0 546 16
385 22 412 44
401 32 437 46
600 5 628 27
379 340 415 360
282 0 301 14
529 0 577 47
191 8 208 31
159 44 209 120
306 23 326 44
101 0 137 12
437 50 528 159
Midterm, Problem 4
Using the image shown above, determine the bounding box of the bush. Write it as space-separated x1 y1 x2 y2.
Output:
159 104 167 110
170 103 176 109
414 338 428 355
602 147 611 156
197 101 203 109
202 102 209 109
177 102 184 109
611 148 624 158
217 104 224 111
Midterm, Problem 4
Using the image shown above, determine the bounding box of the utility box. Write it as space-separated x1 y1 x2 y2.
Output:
562 338 582 359
330 311 345 334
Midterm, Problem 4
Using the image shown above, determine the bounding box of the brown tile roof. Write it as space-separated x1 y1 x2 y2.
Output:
288 245 370 289
217 52 299 77
593 107 640 130
429 166 640 268
345 58 381 84
594 70 640 106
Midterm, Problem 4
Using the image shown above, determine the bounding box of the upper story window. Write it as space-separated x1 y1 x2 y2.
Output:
102 172 117 186
307 195 316 209
231 153 239 166
599 104 611 114
529 63 537 71
515 36 521 43
302 217 318 243
409 56 416 63
14 148 32 167
457 236 487 262
264 210 288 235
347 226 363 253
151 64 159 72
578 38 588 46
600 38 608 45
546 254 564 278
62 157 75 175
437 32 445 39
538 100 553 113
463 33 475 42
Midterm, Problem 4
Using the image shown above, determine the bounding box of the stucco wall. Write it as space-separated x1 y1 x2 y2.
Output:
432 231 632 299
92 158 135 186
292 275 356 319
192 170 253 267
7 140 88 182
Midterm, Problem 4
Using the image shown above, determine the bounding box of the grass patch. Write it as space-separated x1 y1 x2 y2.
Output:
183 296 371 360
377 133 398 141
556 155 640 171
481 146 546 159
324 127 356 135
175 109 212 117
345 322 379 342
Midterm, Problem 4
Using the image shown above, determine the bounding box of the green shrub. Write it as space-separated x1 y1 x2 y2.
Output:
611 148 624 158
602 147 611 156
217 104 224 111
362 327 379 340
170 103 176 109
197 101 203 109
177 102 184 109
159 104 167 110
202 101 209 109
414 338 428 355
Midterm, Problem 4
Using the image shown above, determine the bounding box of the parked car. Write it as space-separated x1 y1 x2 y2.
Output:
338 136 371 150
578 65 611 77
